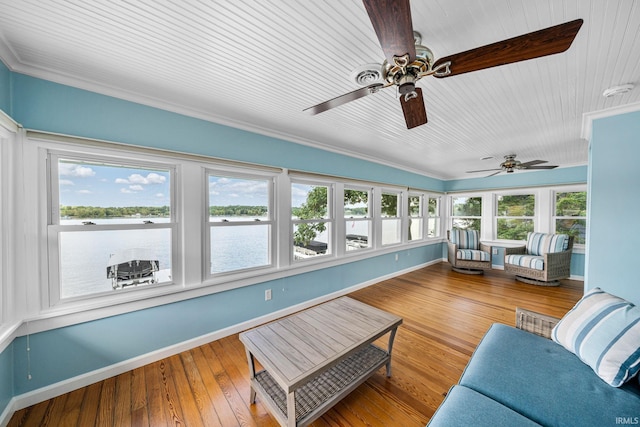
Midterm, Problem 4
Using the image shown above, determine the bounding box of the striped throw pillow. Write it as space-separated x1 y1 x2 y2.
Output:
551 288 640 387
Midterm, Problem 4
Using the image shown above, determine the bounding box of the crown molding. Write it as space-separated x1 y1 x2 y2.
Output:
0 52 444 181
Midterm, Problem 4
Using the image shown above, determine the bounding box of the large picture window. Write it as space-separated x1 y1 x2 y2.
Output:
554 191 587 245
292 181 333 260
207 172 274 275
451 196 482 231
496 194 535 240
48 155 175 301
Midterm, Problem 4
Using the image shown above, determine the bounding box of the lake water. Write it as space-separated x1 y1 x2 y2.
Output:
59 217 373 298
59 218 173 298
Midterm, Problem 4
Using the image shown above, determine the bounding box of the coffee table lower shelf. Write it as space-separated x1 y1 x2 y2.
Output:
251 344 389 427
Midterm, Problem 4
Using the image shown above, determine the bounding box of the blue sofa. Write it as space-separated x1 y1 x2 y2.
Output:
428 319 640 426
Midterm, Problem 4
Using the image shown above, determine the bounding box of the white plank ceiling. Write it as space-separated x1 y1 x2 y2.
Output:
0 0 638 179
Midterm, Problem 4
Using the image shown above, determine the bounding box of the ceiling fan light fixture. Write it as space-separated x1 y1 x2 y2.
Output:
602 84 634 98
397 74 416 95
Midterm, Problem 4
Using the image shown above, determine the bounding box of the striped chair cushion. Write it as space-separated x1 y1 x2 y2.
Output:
551 287 640 387
525 232 569 256
457 249 490 262
450 229 480 250
504 254 544 270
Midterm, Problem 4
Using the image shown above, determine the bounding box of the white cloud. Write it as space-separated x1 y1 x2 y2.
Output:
120 188 133 194
155 193 164 198
129 185 144 192
146 173 166 184
117 172 167 186
77 190 92 194
59 164 95 178
59 179 74 186
127 174 147 184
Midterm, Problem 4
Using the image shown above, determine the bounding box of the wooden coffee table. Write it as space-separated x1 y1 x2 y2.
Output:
239 296 402 427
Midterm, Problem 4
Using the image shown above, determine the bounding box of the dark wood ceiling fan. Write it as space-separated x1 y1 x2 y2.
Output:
467 154 558 177
304 0 583 129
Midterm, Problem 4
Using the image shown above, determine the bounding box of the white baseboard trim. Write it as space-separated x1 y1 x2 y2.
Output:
0 402 14 427
0 259 438 425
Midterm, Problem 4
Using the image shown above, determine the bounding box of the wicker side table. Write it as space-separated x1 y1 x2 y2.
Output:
515 307 561 339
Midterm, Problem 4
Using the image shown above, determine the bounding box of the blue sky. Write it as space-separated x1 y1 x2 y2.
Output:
208 177 312 207
59 161 170 207
59 162 317 208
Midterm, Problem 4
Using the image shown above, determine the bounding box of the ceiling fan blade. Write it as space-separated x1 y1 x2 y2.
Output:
304 83 386 115
466 168 502 173
486 171 503 177
399 87 427 129
524 165 558 170
519 160 548 168
362 0 416 63
433 19 583 78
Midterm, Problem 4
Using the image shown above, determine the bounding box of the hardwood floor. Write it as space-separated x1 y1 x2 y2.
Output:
8 263 583 427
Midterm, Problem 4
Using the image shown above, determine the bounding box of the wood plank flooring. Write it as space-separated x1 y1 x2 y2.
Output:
8 263 583 426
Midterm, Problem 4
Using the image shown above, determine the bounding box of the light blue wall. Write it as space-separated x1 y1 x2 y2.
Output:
0 342 11 416
586 110 640 305
11 246 441 394
0 60 11 114
444 165 588 192
11 74 445 192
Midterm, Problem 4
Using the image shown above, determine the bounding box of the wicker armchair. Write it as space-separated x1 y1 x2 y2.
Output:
504 232 573 286
447 229 492 274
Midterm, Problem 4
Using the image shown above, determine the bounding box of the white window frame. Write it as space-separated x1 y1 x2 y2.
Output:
379 188 403 247
450 195 483 232
494 192 536 241
204 168 276 279
46 150 180 307
407 191 425 242
553 188 587 248
343 185 373 253
290 178 335 263
427 195 442 238
22 131 446 330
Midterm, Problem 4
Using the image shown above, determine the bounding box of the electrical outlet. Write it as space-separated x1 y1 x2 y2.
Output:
492 248 498 255
395 254 399 261
265 289 272 301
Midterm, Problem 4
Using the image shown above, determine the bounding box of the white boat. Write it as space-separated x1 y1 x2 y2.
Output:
107 248 159 289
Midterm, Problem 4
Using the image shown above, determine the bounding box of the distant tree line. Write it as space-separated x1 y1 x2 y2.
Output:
209 205 268 216
60 205 170 218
